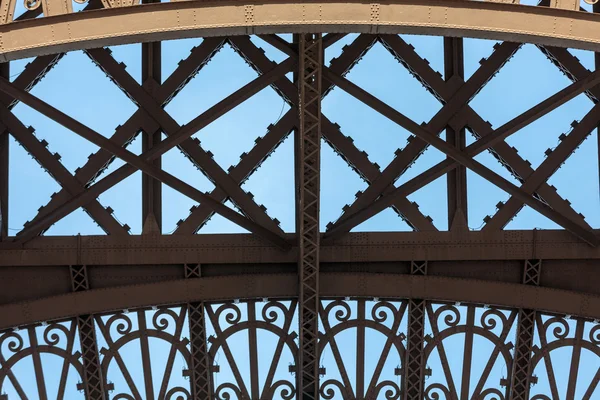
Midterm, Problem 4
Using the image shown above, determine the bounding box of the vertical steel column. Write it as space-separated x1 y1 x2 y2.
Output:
0 62 8 239
404 261 428 400
69 264 108 400
508 259 542 400
444 37 468 231
297 33 322 400
184 264 213 399
141 9 162 232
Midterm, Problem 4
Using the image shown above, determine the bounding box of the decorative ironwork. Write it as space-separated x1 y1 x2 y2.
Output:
2 299 597 398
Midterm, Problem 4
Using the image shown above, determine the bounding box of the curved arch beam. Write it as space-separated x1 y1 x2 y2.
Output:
2 0 600 61
1 273 599 330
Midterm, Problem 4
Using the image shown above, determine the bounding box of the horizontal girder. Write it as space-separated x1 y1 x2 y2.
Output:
2 0 600 62
1 230 599 266
0 272 599 331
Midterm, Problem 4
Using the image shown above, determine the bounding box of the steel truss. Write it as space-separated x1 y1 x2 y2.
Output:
0 13 599 398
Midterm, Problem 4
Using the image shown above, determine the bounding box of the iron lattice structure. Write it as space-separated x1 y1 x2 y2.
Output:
0 0 600 397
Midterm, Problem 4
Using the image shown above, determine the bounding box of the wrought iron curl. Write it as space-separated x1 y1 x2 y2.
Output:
42 322 70 347
151 307 179 331
530 395 552 400
0 331 24 354
322 300 352 323
261 300 289 324
319 379 347 399
268 380 296 400
542 316 570 340
105 312 134 336
425 383 452 400
373 380 402 400
433 304 461 328
480 308 509 332
165 386 191 400
215 382 243 400
213 302 242 328
371 301 398 324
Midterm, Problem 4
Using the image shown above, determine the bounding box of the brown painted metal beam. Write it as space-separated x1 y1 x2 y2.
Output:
444 37 468 231
2 59 295 248
508 260 541 400
2 272 600 332
297 33 322 400
403 262 427 400
322 67 600 245
4 229 600 265
184 265 213 399
69 264 108 400
141 12 163 233
5 0 600 62
0 61 7 239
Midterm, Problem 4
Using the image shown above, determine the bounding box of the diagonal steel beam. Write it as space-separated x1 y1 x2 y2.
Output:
1 60 295 248
0 108 128 235
87 46 285 236
538 45 600 103
322 68 600 246
0 52 66 237
321 117 436 231
175 109 297 234
484 104 600 230
21 38 225 236
229 34 434 231
329 40 521 230
258 34 298 57
381 34 590 229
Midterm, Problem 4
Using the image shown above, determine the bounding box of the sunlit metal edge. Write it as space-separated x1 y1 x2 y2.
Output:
2 0 600 62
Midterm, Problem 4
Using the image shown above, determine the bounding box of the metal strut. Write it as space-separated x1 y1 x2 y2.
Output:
184 264 213 400
508 259 542 400
69 264 108 400
297 32 322 400
141 7 163 234
404 261 428 399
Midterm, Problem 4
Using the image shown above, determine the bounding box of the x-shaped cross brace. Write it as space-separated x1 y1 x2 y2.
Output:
381 35 594 231
10 38 226 237
2 50 296 248
226 34 436 232
322 49 600 245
